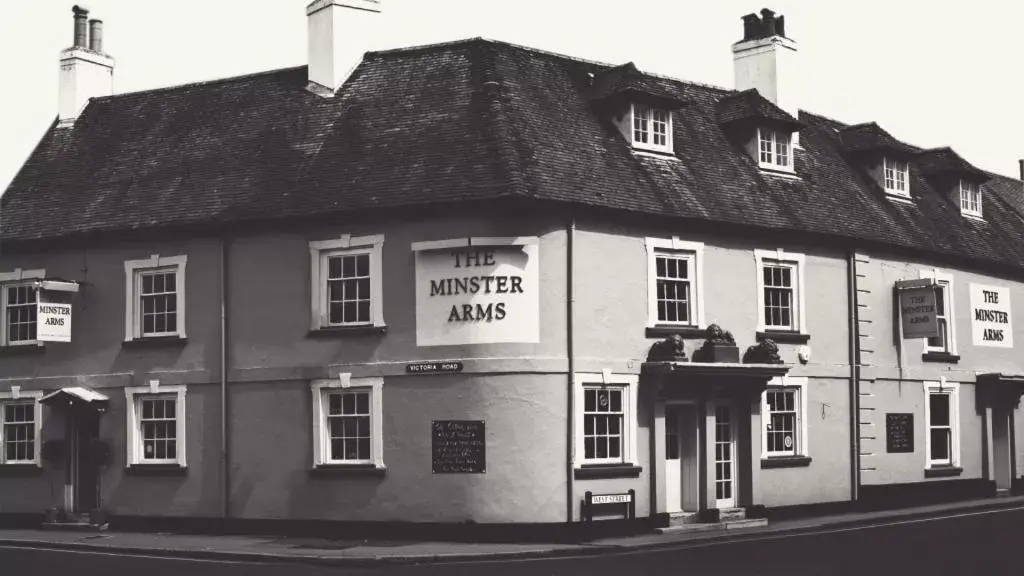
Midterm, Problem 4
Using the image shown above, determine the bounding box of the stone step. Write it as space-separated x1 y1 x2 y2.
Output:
655 517 767 535
718 507 747 522
668 512 699 526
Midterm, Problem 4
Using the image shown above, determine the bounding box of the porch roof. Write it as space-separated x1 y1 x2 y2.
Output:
39 386 109 406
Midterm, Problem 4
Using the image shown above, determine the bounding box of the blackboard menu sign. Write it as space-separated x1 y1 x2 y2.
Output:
432 420 486 474
886 413 914 453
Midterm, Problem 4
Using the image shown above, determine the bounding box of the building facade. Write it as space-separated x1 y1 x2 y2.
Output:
1 3 1023 538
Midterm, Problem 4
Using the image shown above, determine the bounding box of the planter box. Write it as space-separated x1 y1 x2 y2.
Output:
697 343 739 363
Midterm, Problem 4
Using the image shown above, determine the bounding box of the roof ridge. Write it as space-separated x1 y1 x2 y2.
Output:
91 65 307 102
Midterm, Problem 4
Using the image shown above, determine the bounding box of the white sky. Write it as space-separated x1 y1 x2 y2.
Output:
2 0 1022 193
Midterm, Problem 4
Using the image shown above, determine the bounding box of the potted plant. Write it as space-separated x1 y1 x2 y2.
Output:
693 324 739 363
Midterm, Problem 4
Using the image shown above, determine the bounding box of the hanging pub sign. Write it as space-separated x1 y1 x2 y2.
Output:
895 279 939 339
970 283 1012 348
412 237 540 347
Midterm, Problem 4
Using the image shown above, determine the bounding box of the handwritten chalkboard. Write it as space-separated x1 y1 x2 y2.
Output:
886 413 914 453
432 420 486 474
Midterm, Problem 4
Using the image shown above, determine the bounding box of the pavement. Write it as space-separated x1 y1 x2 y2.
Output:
1 495 1023 567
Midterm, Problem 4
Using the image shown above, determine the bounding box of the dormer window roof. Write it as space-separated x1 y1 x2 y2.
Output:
717 89 802 174
839 122 917 157
591 62 687 155
917 147 990 219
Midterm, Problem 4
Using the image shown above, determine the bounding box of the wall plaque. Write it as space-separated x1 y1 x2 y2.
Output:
431 420 486 474
886 413 914 453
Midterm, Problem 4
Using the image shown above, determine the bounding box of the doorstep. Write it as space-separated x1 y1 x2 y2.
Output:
655 517 767 535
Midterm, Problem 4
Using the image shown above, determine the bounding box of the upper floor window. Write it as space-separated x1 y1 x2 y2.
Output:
959 180 982 218
883 157 910 197
757 128 793 171
920 270 956 358
309 235 385 331
0 269 44 347
124 255 187 342
755 249 807 335
645 238 705 328
631 103 672 153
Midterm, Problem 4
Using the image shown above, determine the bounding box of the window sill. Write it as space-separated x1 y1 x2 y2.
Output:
124 463 188 476
646 325 705 339
761 455 812 469
924 466 963 478
574 464 643 480
757 331 810 344
758 165 799 180
0 463 44 476
122 336 188 349
309 464 387 477
884 192 914 204
960 211 985 222
630 146 676 159
0 344 45 356
922 352 960 364
307 325 387 338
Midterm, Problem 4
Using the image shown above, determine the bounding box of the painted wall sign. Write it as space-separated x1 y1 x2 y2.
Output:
414 241 539 346
896 280 939 339
37 303 72 342
970 283 1013 348
431 420 486 474
885 413 914 453
405 361 464 374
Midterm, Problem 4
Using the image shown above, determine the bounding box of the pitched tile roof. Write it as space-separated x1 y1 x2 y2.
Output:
716 88 803 128
3 37 1024 275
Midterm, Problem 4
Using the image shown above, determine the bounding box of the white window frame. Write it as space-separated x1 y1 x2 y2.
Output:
959 179 982 218
757 128 794 172
0 390 43 466
923 380 960 469
761 376 808 459
310 375 384 468
574 371 639 467
919 269 956 356
645 237 705 329
124 255 187 341
630 103 673 154
754 249 807 334
0 269 45 347
125 383 187 467
883 157 910 198
309 235 385 330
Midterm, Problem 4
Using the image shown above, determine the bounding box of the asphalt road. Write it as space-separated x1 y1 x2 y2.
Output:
2 507 1022 575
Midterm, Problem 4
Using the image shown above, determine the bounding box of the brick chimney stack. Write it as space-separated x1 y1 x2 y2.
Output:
58 5 114 127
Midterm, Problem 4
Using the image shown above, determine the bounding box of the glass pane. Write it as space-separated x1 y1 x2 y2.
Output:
930 394 950 427
356 254 370 277
356 393 369 414
930 428 950 461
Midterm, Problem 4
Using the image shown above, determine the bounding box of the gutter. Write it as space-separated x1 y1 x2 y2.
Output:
220 237 231 519
566 216 576 525
847 249 860 503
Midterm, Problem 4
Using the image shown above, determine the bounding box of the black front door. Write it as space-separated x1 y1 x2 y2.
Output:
72 408 100 513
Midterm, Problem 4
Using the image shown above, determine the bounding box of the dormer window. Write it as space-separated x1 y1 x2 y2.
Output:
883 157 909 197
757 128 792 171
631 103 672 153
959 180 982 218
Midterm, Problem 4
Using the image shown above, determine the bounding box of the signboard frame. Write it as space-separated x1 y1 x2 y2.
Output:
895 279 939 340
885 413 914 453
431 419 486 474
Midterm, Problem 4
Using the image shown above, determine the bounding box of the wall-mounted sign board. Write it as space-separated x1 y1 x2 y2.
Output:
895 279 939 339
431 420 486 474
970 283 1013 348
885 413 914 453
37 303 72 342
406 361 464 374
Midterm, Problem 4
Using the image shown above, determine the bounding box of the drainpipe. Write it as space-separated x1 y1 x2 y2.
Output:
847 249 860 503
220 237 230 520
566 216 576 526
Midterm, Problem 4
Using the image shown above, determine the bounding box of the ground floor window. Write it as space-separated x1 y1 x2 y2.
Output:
0 391 42 465
924 381 960 469
310 375 384 468
761 376 808 460
574 372 639 467
124 384 187 467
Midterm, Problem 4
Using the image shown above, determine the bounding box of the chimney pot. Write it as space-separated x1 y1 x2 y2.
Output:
1018 159 1023 181
776 15 786 38
73 5 89 49
89 19 103 52
761 9 777 36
